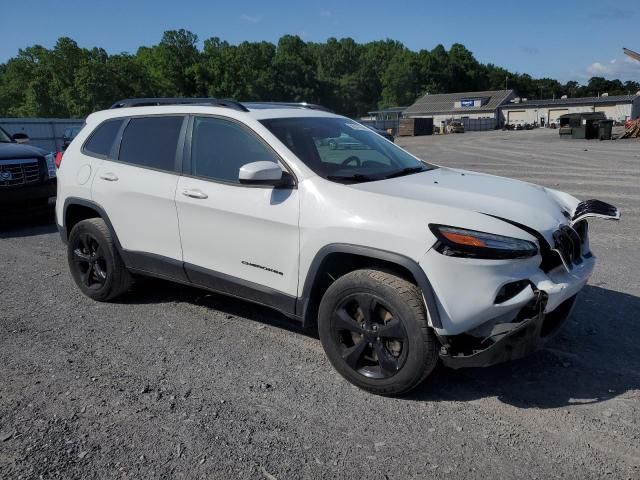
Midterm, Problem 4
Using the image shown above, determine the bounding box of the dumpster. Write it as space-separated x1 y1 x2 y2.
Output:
572 126 586 139
598 120 614 140
559 112 606 138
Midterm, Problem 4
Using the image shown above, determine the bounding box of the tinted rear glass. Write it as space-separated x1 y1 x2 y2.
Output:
84 119 123 157
118 116 184 171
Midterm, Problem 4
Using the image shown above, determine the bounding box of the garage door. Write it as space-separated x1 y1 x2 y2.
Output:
507 110 527 124
548 109 569 124
596 105 619 120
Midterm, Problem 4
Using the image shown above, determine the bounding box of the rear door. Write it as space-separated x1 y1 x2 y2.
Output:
175 115 300 313
92 115 187 278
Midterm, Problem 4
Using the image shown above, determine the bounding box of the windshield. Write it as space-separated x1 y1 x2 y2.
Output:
0 127 12 143
260 117 435 183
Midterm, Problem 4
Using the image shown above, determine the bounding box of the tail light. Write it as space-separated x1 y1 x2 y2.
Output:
55 151 64 168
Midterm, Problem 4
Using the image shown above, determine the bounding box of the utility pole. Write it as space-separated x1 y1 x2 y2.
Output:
505 76 508 91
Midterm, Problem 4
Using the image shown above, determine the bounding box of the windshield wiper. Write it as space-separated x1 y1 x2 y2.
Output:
326 173 375 183
385 166 426 179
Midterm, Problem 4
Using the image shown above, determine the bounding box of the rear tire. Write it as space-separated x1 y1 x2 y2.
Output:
67 218 132 301
318 269 439 395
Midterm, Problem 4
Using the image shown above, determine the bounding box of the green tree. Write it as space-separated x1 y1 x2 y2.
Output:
418 44 449 94
137 29 200 97
380 49 420 108
446 43 484 93
0 31 636 118
357 39 406 112
272 35 318 103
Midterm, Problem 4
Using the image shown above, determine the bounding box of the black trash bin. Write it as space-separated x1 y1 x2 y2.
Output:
598 120 614 140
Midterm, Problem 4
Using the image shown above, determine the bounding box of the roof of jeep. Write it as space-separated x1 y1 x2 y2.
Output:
85 103 341 126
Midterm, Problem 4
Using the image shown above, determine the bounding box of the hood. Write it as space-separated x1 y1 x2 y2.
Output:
351 167 574 241
0 142 49 160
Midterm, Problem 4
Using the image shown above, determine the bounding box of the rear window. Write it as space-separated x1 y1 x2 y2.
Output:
118 116 184 172
84 119 123 157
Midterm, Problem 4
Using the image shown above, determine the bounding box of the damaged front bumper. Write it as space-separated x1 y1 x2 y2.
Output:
438 292 576 369
419 224 596 369
419 198 619 369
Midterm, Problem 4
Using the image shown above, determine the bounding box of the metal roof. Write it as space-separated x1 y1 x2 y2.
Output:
366 106 408 115
500 94 639 109
404 90 514 115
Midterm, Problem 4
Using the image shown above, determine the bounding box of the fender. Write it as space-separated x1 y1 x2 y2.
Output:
297 243 443 329
60 197 123 252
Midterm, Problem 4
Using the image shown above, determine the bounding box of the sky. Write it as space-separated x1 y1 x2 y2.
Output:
2 0 639 84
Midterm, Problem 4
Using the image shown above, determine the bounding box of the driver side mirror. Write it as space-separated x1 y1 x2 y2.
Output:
238 161 294 187
12 133 29 144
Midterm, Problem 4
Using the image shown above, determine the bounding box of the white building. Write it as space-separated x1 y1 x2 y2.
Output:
404 89 640 130
499 94 640 126
404 90 516 131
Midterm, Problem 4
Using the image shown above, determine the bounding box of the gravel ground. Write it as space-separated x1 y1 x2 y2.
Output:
1 129 639 479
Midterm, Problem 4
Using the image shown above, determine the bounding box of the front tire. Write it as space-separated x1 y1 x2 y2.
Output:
318 269 439 395
67 218 132 302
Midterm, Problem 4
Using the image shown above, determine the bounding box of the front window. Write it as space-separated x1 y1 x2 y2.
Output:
260 117 435 183
191 116 281 184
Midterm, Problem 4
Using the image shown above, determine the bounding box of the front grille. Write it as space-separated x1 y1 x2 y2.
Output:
0 159 41 187
551 224 587 270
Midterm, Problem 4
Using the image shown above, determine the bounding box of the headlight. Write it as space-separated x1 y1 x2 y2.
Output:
429 224 538 259
45 153 56 178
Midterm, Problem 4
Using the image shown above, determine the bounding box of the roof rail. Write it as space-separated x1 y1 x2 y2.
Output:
242 102 334 113
109 98 249 112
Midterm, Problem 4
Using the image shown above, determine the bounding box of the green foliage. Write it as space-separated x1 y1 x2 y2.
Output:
0 30 637 118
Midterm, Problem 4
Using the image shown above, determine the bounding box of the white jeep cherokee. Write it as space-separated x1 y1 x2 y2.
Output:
56 98 620 395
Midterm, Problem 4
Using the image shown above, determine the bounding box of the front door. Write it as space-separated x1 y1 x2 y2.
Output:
175 116 300 313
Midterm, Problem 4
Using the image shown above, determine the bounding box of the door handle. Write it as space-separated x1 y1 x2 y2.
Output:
99 172 118 182
182 189 208 199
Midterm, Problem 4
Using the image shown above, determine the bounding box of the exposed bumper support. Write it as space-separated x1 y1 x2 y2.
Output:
439 294 576 369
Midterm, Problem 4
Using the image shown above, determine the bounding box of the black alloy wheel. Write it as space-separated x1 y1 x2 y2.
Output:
332 293 408 379
67 218 132 301
318 269 439 395
72 232 108 290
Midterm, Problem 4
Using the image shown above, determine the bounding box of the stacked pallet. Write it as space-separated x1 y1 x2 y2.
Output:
621 119 640 139
398 118 433 136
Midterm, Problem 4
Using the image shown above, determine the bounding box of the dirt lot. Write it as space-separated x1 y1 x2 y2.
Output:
1 129 639 479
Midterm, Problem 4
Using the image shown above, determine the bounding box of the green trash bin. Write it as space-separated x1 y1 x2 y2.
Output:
572 126 586 139
598 120 614 140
